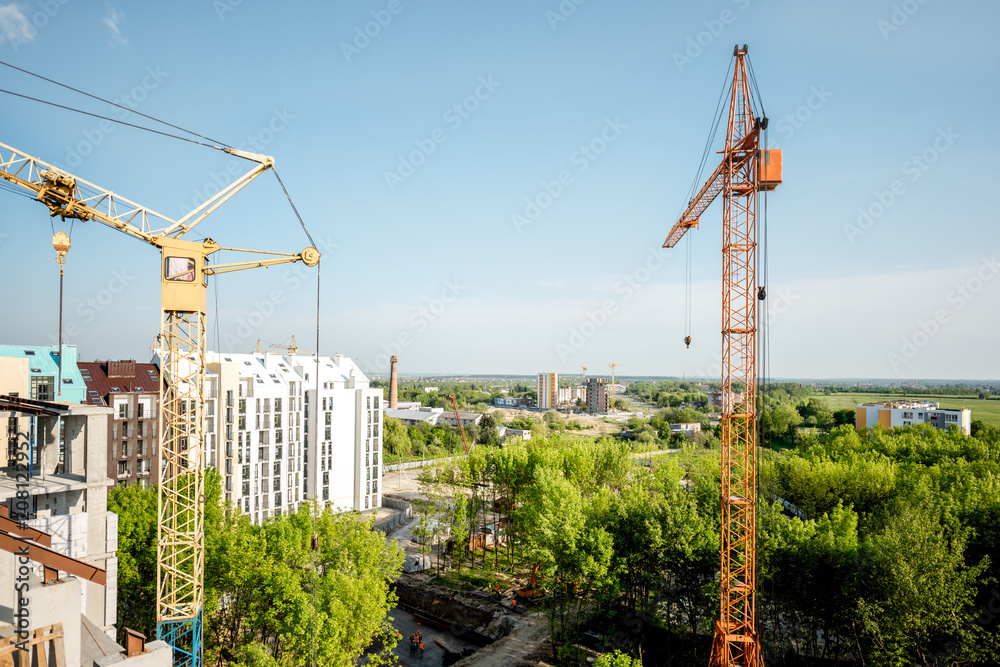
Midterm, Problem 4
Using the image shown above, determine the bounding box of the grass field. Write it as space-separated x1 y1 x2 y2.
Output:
812 393 1000 428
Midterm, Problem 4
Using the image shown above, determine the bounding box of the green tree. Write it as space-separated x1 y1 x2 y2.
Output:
383 415 411 457
595 650 643 666
477 413 499 446
108 483 158 640
521 467 613 647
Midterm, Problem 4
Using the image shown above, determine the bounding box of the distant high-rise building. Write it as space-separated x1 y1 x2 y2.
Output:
537 372 558 410
585 377 609 414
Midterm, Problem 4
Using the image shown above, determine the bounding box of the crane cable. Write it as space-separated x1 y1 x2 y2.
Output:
684 54 735 209
684 230 693 343
0 59 233 148
679 54 734 350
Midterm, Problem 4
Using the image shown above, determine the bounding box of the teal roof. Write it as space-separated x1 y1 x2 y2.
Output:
0 344 87 404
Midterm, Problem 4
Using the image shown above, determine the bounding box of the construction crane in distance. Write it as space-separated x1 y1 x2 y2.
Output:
581 365 587 383
608 362 621 413
270 335 311 355
661 45 780 667
0 139 320 667
448 394 470 454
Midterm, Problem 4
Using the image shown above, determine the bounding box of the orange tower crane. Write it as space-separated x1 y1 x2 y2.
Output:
661 45 780 667
448 393 470 454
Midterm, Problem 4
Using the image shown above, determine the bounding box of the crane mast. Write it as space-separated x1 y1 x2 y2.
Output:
0 139 319 667
662 45 780 667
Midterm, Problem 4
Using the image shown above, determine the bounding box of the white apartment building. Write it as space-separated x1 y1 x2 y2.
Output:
855 400 971 436
204 352 306 524
286 354 383 513
537 372 558 410
160 350 380 523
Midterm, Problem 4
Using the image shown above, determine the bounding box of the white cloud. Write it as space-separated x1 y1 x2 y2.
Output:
102 2 128 47
0 4 32 45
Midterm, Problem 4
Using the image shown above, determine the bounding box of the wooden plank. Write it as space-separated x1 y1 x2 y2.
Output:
33 628 47 667
51 623 67 667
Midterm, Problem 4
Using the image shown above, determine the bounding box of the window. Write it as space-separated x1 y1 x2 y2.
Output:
111 387 121 393
62 378 73 385
165 256 196 281
89 390 99 397
24 350 35 356
118 403 128 419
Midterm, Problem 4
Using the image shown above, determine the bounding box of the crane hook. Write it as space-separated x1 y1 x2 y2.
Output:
684 336 692 349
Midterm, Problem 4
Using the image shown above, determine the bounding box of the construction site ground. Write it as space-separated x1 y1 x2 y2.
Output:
377 464 553 665
488 406 633 437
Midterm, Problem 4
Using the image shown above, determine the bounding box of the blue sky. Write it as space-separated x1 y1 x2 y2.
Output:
0 0 997 380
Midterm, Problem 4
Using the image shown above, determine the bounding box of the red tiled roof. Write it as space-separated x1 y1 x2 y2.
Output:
78 360 159 405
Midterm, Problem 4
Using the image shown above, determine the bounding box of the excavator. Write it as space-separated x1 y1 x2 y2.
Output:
516 563 544 601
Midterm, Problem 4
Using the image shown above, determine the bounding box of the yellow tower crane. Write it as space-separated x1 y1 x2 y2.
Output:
0 139 319 667
608 362 621 413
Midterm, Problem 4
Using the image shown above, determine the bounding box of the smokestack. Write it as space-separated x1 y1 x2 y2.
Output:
389 355 398 408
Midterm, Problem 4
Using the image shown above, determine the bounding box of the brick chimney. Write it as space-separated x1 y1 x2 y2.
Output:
389 355 398 409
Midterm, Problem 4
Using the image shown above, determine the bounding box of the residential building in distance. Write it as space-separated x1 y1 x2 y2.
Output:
670 422 702 436
420 386 439 393
537 372 558 410
203 352 306 523
558 385 587 404
855 401 971 435
384 407 443 426
494 396 531 408
78 360 160 489
437 410 484 428
287 353 383 513
0 344 87 403
586 378 609 414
